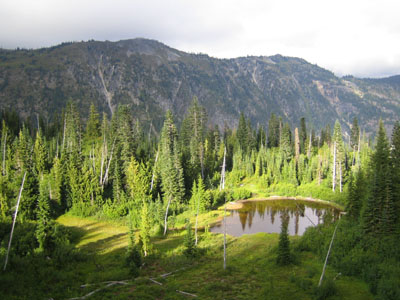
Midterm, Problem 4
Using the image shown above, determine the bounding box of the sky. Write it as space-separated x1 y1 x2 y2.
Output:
1 0 400 78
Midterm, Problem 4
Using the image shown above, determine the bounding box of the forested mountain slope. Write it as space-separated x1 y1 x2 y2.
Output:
0 38 399 134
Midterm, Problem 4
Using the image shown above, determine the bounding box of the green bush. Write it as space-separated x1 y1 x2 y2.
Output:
231 188 252 200
267 183 297 197
314 278 338 300
296 182 347 204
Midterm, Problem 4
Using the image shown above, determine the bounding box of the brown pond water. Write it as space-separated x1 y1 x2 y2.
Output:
210 199 341 236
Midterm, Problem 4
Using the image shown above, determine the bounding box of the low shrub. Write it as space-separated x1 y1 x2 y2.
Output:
231 188 252 200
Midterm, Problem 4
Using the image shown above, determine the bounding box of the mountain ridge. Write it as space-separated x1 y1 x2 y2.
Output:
0 38 399 135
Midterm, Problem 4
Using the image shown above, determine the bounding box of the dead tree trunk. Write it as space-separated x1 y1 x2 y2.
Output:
332 141 336 192
150 150 159 192
163 196 172 236
221 147 227 269
3 172 26 271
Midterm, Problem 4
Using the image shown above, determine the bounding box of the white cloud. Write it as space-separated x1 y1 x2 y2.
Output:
0 0 399 77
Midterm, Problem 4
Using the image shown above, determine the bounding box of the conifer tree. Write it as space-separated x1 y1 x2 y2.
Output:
277 212 291 265
125 222 142 277
33 130 47 177
184 219 196 257
346 171 364 220
36 174 51 251
187 97 207 178
256 124 266 150
49 156 63 209
237 112 248 152
139 201 152 256
363 120 394 234
280 122 293 160
350 117 360 151
267 113 280 148
85 103 101 141
159 111 185 235
299 117 307 154
190 176 210 245
391 121 400 224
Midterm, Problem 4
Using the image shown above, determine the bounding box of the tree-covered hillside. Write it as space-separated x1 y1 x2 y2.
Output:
0 100 399 298
0 38 399 135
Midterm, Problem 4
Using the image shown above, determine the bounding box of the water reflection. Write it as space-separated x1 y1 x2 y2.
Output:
210 200 340 236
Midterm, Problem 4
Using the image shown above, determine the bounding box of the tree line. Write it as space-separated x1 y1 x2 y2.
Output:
0 98 399 258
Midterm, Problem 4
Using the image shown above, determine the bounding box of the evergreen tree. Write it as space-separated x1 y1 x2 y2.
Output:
299 117 307 154
267 113 280 148
139 201 152 256
187 97 207 178
277 212 291 265
49 156 63 209
125 222 142 277
190 176 210 245
363 120 394 234
390 121 400 224
237 112 248 152
346 170 364 220
36 174 51 251
183 219 196 257
85 103 101 141
280 122 293 160
350 117 360 151
256 124 266 150
33 130 47 177
159 111 185 235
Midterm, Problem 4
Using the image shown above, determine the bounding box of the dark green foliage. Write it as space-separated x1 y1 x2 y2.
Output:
280 122 293 160
277 212 291 265
314 278 338 300
363 120 396 235
84 103 101 140
36 175 51 251
125 234 143 277
183 219 196 257
346 170 365 220
299 117 307 154
237 112 248 152
267 113 280 148
391 121 400 225
350 117 360 150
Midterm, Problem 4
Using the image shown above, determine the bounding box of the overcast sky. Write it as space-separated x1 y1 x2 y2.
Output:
1 0 399 78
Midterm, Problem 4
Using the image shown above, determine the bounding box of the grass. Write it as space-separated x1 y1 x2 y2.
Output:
53 213 372 300
0 206 372 299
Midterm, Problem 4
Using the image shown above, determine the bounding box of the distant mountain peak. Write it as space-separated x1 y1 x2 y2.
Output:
0 38 399 134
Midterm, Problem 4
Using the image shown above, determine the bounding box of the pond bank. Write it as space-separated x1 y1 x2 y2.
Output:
225 196 344 210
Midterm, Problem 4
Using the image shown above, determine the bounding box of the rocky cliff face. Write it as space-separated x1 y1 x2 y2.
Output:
0 38 399 134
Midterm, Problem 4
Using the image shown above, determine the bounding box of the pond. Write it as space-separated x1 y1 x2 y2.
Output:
210 199 341 236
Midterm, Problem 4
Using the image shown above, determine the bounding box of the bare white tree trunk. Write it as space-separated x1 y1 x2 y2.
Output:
195 195 199 246
62 117 66 151
2 131 6 176
319 219 340 287
339 162 342 193
150 150 159 192
307 130 312 158
163 196 172 236
4 172 26 271
102 138 116 187
221 147 227 270
99 135 106 186
220 147 226 191
332 141 336 192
